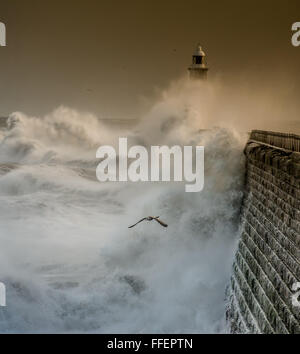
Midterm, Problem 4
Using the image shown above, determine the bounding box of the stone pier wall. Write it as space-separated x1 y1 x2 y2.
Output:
227 130 300 334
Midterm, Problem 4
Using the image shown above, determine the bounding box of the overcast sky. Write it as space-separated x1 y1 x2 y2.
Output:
0 0 299 119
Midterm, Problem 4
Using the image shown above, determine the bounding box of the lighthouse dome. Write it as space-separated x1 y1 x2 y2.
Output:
194 45 206 56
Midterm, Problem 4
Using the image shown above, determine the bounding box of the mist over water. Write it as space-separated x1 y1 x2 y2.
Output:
0 79 246 333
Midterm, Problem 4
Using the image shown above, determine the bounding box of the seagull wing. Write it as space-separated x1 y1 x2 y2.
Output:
128 218 147 229
154 218 168 228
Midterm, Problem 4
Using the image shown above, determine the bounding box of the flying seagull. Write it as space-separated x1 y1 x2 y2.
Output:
128 216 168 229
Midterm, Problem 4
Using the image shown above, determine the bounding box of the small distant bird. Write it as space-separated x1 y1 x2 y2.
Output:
128 216 168 229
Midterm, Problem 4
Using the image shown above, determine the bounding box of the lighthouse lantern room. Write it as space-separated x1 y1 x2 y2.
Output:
188 44 208 80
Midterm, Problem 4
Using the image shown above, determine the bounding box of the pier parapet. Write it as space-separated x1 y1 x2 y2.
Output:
227 130 300 333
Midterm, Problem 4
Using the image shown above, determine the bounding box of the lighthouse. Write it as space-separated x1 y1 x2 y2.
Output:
188 44 208 80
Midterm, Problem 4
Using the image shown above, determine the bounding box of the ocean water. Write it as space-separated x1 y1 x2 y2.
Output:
0 80 246 333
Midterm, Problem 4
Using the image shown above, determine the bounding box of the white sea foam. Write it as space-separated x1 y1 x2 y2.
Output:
0 79 246 333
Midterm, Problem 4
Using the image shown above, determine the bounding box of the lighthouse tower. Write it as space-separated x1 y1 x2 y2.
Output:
188 44 208 80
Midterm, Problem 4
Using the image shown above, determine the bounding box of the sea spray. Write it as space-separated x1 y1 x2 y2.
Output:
0 78 246 333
